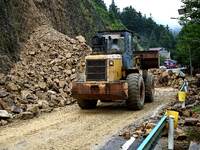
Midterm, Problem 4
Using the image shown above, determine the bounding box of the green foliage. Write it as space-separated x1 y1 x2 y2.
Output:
91 0 125 30
180 0 200 24
109 0 120 19
175 23 200 67
120 6 175 50
192 105 200 113
186 127 200 142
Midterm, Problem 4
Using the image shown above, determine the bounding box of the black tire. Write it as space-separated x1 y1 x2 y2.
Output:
145 74 155 102
77 99 97 109
126 73 145 110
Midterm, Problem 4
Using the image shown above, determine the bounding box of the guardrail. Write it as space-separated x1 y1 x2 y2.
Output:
121 111 178 150
137 115 167 150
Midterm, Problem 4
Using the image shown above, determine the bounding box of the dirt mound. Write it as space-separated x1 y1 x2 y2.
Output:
0 25 91 121
149 69 185 88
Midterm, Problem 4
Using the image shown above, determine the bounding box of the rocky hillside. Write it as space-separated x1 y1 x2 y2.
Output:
0 0 124 74
0 25 91 121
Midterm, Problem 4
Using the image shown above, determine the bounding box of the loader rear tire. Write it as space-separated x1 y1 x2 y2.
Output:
145 74 155 103
77 99 97 109
126 73 145 110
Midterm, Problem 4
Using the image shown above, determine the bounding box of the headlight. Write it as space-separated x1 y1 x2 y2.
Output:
109 60 114 66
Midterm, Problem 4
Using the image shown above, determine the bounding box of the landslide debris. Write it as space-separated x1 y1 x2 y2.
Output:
0 25 91 123
149 68 185 88
119 76 200 149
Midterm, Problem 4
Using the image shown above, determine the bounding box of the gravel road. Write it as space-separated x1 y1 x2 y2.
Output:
0 88 177 150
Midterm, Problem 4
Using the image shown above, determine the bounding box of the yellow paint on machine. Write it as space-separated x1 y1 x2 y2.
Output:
85 54 123 82
108 59 122 81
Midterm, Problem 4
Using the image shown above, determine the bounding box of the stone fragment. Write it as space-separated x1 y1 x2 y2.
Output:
66 70 72 75
0 120 8 126
0 90 9 98
175 128 187 140
52 66 59 72
76 35 86 43
59 80 66 88
189 141 200 150
27 105 40 115
11 105 23 114
122 131 131 140
6 82 18 91
21 90 31 100
20 112 34 120
182 110 191 117
38 100 49 109
72 69 76 73
70 74 76 80
38 82 47 90
0 110 11 118
184 118 199 126
0 99 10 110
65 53 72 59
29 51 36 55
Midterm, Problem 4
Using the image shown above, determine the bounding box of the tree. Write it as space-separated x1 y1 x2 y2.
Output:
96 0 107 10
109 0 120 19
176 23 200 68
120 6 175 50
180 0 200 23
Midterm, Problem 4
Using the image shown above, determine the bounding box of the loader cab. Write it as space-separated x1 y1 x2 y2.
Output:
91 30 134 70
91 30 133 55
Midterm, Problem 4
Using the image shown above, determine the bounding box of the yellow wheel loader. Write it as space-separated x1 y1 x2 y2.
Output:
72 30 159 110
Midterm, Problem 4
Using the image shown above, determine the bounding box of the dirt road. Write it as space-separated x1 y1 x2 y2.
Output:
0 88 176 150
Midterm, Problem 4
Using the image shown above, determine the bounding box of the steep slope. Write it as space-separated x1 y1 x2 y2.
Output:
0 0 124 74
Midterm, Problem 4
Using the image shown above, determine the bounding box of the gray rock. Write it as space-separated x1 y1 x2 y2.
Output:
21 90 31 100
20 112 34 120
0 90 9 98
70 74 76 80
0 110 11 118
72 68 76 74
37 100 49 109
66 70 72 75
11 105 23 114
38 82 47 90
76 35 86 43
184 118 199 126
189 141 200 150
66 53 72 59
175 128 187 140
0 120 8 126
27 105 40 115
52 66 59 72
6 82 18 91
59 80 66 88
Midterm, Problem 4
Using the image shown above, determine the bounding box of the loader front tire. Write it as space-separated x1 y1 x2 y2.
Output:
126 73 145 110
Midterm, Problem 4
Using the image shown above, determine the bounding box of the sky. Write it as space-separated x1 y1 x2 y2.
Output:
104 0 183 30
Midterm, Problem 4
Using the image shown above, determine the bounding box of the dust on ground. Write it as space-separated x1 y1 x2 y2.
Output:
0 87 177 150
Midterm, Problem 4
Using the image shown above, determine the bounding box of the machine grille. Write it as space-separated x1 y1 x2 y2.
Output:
86 59 107 81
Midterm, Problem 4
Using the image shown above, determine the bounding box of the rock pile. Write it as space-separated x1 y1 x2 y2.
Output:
119 78 200 149
149 69 185 88
0 25 91 123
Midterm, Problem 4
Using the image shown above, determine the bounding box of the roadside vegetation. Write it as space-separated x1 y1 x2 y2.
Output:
175 0 200 71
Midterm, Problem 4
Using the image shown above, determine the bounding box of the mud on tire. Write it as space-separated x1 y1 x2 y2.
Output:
126 73 145 110
77 99 97 109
